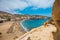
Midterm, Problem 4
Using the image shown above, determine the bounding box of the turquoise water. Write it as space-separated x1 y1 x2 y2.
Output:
21 18 50 31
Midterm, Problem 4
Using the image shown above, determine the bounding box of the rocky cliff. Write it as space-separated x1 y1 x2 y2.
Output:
52 0 60 40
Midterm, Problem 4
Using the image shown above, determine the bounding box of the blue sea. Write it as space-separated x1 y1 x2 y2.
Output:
21 18 51 31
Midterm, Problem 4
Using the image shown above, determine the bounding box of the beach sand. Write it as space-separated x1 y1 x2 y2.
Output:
0 21 26 40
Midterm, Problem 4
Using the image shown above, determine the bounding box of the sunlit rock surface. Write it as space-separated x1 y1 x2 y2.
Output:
52 0 60 40
16 24 57 40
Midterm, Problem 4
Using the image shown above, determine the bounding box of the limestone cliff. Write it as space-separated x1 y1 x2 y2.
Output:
16 24 57 40
52 0 60 40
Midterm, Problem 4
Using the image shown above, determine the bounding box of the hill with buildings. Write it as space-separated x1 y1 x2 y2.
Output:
0 11 51 22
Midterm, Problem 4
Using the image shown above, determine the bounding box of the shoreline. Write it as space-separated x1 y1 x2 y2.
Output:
20 20 29 32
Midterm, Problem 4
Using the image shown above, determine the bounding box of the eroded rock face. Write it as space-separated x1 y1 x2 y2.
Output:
52 0 60 40
52 0 60 29
16 24 57 40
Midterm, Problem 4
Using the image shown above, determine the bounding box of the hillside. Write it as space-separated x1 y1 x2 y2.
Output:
0 11 51 22
0 11 15 21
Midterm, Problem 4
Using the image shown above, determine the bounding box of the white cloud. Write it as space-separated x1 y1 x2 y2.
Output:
0 0 28 14
26 0 55 9
0 0 55 14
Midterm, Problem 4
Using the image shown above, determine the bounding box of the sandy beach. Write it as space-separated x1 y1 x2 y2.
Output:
20 20 29 32
0 21 26 40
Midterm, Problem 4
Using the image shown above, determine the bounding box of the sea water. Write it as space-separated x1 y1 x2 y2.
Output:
21 18 50 31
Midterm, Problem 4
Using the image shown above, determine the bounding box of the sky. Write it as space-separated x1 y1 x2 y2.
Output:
0 0 55 17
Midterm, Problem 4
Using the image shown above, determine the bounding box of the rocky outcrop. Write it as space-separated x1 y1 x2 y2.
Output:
16 24 57 40
52 0 60 40
52 0 60 29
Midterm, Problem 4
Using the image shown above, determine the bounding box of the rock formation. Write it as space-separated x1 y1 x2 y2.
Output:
16 24 57 40
52 0 60 40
